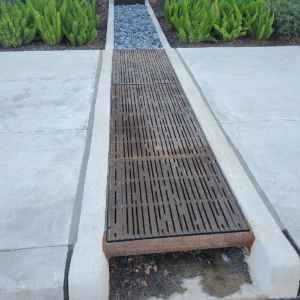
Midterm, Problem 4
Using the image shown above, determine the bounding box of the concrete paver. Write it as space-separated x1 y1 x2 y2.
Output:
177 46 300 248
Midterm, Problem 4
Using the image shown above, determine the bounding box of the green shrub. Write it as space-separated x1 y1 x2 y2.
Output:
28 0 48 13
214 3 247 41
27 0 63 45
164 0 269 43
0 0 36 47
60 0 100 46
271 0 300 40
165 0 218 43
246 0 274 40
0 0 17 14
213 0 262 41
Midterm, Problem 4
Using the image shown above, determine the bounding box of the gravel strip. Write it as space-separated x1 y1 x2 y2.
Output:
114 4 163 50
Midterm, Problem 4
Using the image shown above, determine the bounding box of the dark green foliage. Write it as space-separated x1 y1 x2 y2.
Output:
60 0 100 46
246 0 274 40
0 0 36 47
155 0 166 12
271 0 300 40
0 0 17 14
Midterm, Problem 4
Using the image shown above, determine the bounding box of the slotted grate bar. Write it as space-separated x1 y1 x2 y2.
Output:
107 50 250 243
112 50 178 85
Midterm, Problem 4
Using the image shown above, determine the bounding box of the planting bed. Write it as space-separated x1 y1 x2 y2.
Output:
0 1 108 52
150 3 300 48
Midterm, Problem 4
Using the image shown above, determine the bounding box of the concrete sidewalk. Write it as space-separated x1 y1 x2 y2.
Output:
177 46 300 250
0 50 101 299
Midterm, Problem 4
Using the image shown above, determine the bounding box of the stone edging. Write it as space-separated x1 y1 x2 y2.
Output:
105 0 115 50
145 0 171 49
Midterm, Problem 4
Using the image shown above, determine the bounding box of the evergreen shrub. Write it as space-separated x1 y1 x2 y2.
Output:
246 0 274 41
0 0 37 47
0 0 100 47
60 0 100 46
164 0 275 43
271 0 300 40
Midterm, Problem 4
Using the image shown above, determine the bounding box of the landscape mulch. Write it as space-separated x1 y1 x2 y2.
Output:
0 1 108 52
150 3 300 48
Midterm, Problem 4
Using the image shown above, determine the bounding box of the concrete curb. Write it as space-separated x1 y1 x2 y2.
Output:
105 0 114 50
68 50 113 300
145 0 171 49
166 48 300 299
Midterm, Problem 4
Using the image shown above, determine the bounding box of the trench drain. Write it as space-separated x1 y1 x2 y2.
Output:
103 50 255 258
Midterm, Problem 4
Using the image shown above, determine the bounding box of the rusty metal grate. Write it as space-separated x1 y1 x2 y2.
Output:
112 50 177 85
107 50 250 243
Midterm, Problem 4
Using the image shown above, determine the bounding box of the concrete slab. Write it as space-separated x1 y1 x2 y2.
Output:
0 246 67 300
222 120 300 231
177 47 300 250
0 50 99 82
0 79 95 132
166 48 300 298
0 50 100 252
0 50 101 298
0 131 86 250
0 51 98 133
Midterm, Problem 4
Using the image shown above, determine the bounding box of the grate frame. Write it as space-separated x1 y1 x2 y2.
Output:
107 50 250 243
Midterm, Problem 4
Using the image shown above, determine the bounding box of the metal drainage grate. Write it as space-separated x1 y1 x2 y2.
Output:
112 50 178 85
107 50 250 243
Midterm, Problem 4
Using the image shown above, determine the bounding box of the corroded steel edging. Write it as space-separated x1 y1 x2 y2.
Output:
103 221 255 259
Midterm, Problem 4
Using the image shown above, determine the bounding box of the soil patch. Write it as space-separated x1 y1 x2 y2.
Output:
0 1 108 52
109 247 251 300
150 3 300 48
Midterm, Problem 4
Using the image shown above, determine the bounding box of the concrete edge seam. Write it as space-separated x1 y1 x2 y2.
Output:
105 0 114 50
165 48 300 299
145 0 171 49
68 50 113 300
68 50 103 245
